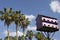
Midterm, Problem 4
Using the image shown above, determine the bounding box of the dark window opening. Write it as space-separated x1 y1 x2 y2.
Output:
55 21 57 23
47 20 49 22
51 20 53 23
48 25 50 27
43 19 45 21
44 24 46 26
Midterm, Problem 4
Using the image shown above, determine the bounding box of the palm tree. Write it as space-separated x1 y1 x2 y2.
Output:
26 30 33 40
10 10 26 40
35 32 48 40
11 10 22 40
0 8 13 40
19 15 30 40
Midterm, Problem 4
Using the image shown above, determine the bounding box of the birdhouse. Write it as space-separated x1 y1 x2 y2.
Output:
36 15 59 32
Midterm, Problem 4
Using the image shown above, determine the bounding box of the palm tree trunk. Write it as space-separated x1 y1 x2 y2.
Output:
7 25 10 40
23 28 25 40
16 24 18 40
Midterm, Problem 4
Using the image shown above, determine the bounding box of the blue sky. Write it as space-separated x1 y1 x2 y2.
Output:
0 0 60 40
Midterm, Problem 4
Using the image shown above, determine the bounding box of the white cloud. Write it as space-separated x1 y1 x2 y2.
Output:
4 30 25 37
4 26 37 37
25 15 36 21
53 39 57 40
49 0 60 13
27 26 36 30
54 39 57 40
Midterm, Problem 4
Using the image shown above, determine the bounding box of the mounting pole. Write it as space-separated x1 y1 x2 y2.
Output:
47 32 50 40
